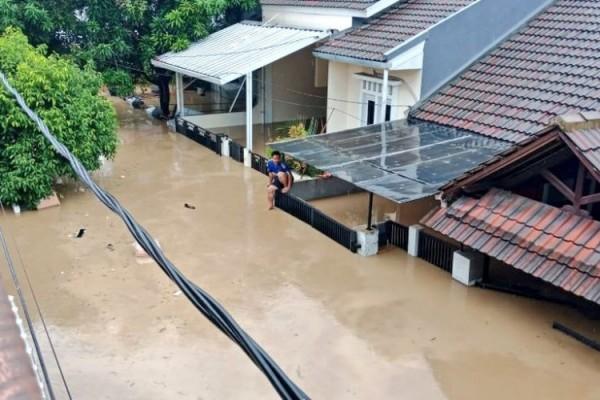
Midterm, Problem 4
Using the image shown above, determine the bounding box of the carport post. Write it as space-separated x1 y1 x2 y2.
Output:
175 72 185 117
246 71 253 151
367 192 374 230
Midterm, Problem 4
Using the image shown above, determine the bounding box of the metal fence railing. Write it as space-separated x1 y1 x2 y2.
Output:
229 140 245 163
177 119 222 156
417 231 458 273
251 152 269 175
175 118 359 254
275 192 359 252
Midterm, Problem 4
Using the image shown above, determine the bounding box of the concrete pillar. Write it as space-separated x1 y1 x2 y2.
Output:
221 137 230 157
379 69 389 123
175 72 185 117
243 147 252 168
246 71 253 152
407 224 422 257
355 226 379 257
452 250 485 286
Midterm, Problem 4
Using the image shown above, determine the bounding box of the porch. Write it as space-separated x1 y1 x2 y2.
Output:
152 21 330 155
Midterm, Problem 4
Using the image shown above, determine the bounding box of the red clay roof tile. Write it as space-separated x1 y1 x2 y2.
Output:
422 188 600 305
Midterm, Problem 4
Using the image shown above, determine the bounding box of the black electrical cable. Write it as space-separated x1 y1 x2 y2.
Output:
0 71 309 400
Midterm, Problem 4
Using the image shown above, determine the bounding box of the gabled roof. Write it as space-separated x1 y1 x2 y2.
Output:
436 113 600 197
423 188 600 305
260 0 378 10
413 0 600 144
314 0 475 62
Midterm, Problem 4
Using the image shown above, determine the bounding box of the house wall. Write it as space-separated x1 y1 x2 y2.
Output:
270 46 328 124
184 47 326 130
262 6 353 30
326 61 422 133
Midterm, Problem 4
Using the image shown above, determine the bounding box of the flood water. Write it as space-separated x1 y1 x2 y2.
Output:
1 99 599 399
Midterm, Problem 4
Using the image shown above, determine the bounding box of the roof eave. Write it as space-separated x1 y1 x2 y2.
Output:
151 59 230 85
313 51 388 69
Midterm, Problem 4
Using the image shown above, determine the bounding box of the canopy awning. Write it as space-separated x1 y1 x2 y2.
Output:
270 120 511 203
152 21 330 85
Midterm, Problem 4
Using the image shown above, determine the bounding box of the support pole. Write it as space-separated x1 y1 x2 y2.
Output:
367 192 374 230
175 72 184 117
379 69 389 123
246 71 253 151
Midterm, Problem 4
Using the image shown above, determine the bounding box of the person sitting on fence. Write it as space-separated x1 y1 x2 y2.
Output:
267 151 293 209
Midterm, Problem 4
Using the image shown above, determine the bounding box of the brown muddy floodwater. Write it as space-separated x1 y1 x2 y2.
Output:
1 99 599 400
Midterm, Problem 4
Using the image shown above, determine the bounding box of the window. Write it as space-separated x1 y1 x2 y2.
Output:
357 74 398 126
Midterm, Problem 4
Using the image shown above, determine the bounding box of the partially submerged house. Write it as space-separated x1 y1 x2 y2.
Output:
422 114 600 306
152 0 552 155
313 0 552 132
272 0 600 262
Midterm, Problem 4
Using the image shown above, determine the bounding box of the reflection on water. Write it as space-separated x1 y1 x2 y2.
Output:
0 99 598 400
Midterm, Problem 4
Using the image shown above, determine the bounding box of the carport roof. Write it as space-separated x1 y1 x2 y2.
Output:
270 120 510 203
152 21 329 85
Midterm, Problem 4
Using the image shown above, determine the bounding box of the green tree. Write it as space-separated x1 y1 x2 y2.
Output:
0 0 258 116
0 28 118 208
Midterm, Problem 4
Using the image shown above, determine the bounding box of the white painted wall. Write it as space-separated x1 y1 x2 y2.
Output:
263 6 353 30
326 61 423 133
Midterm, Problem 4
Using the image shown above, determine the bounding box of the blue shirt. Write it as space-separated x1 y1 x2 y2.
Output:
267 160 291 174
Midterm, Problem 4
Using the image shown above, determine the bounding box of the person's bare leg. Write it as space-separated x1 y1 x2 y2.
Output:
267 186 276 209
277 172 290 193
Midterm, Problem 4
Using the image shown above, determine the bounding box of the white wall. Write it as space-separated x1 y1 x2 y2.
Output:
263 6 353 30
326 61 423 133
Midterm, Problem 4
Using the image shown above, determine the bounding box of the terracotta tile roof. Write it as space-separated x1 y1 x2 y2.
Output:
0 281 43 399
260 0 377 10
413 0 600 144
422 188 600 305
562 126 600 175
315 0 474 62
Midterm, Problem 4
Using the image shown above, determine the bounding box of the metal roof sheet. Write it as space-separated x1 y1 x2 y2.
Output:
423 188 600 304
270 119 509 203
152 22 329 85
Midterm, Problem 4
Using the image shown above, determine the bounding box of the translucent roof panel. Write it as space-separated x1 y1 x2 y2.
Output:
152 22 329 85
270 120 511 203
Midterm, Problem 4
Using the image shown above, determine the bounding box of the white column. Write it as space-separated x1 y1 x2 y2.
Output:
452 251 485 286
379 69 389 123
407 224 422 257
175 72 184 117
246 71 253 151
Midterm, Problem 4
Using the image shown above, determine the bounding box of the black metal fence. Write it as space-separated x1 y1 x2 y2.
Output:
275 192 359 252
417 231 458 272
176 119 222 155
378 220 409 250
251 152 269 175
229 140 245 163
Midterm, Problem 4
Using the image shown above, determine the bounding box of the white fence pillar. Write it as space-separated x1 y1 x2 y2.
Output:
356 226 379 257
407 224 422 257
379 69 389 123
452 251 485 286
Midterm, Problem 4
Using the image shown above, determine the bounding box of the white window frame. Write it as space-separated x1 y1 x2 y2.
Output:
355 75 400 126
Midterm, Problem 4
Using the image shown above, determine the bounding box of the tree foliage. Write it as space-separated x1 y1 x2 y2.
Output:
0 29 118 208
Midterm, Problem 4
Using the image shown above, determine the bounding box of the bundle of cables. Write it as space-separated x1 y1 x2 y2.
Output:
0 72 308 400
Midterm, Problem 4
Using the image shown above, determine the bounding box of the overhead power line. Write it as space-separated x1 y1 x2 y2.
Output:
0 71 309 400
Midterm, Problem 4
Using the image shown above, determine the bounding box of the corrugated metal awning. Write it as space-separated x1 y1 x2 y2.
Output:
152 21 330 85
270 120 510 203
